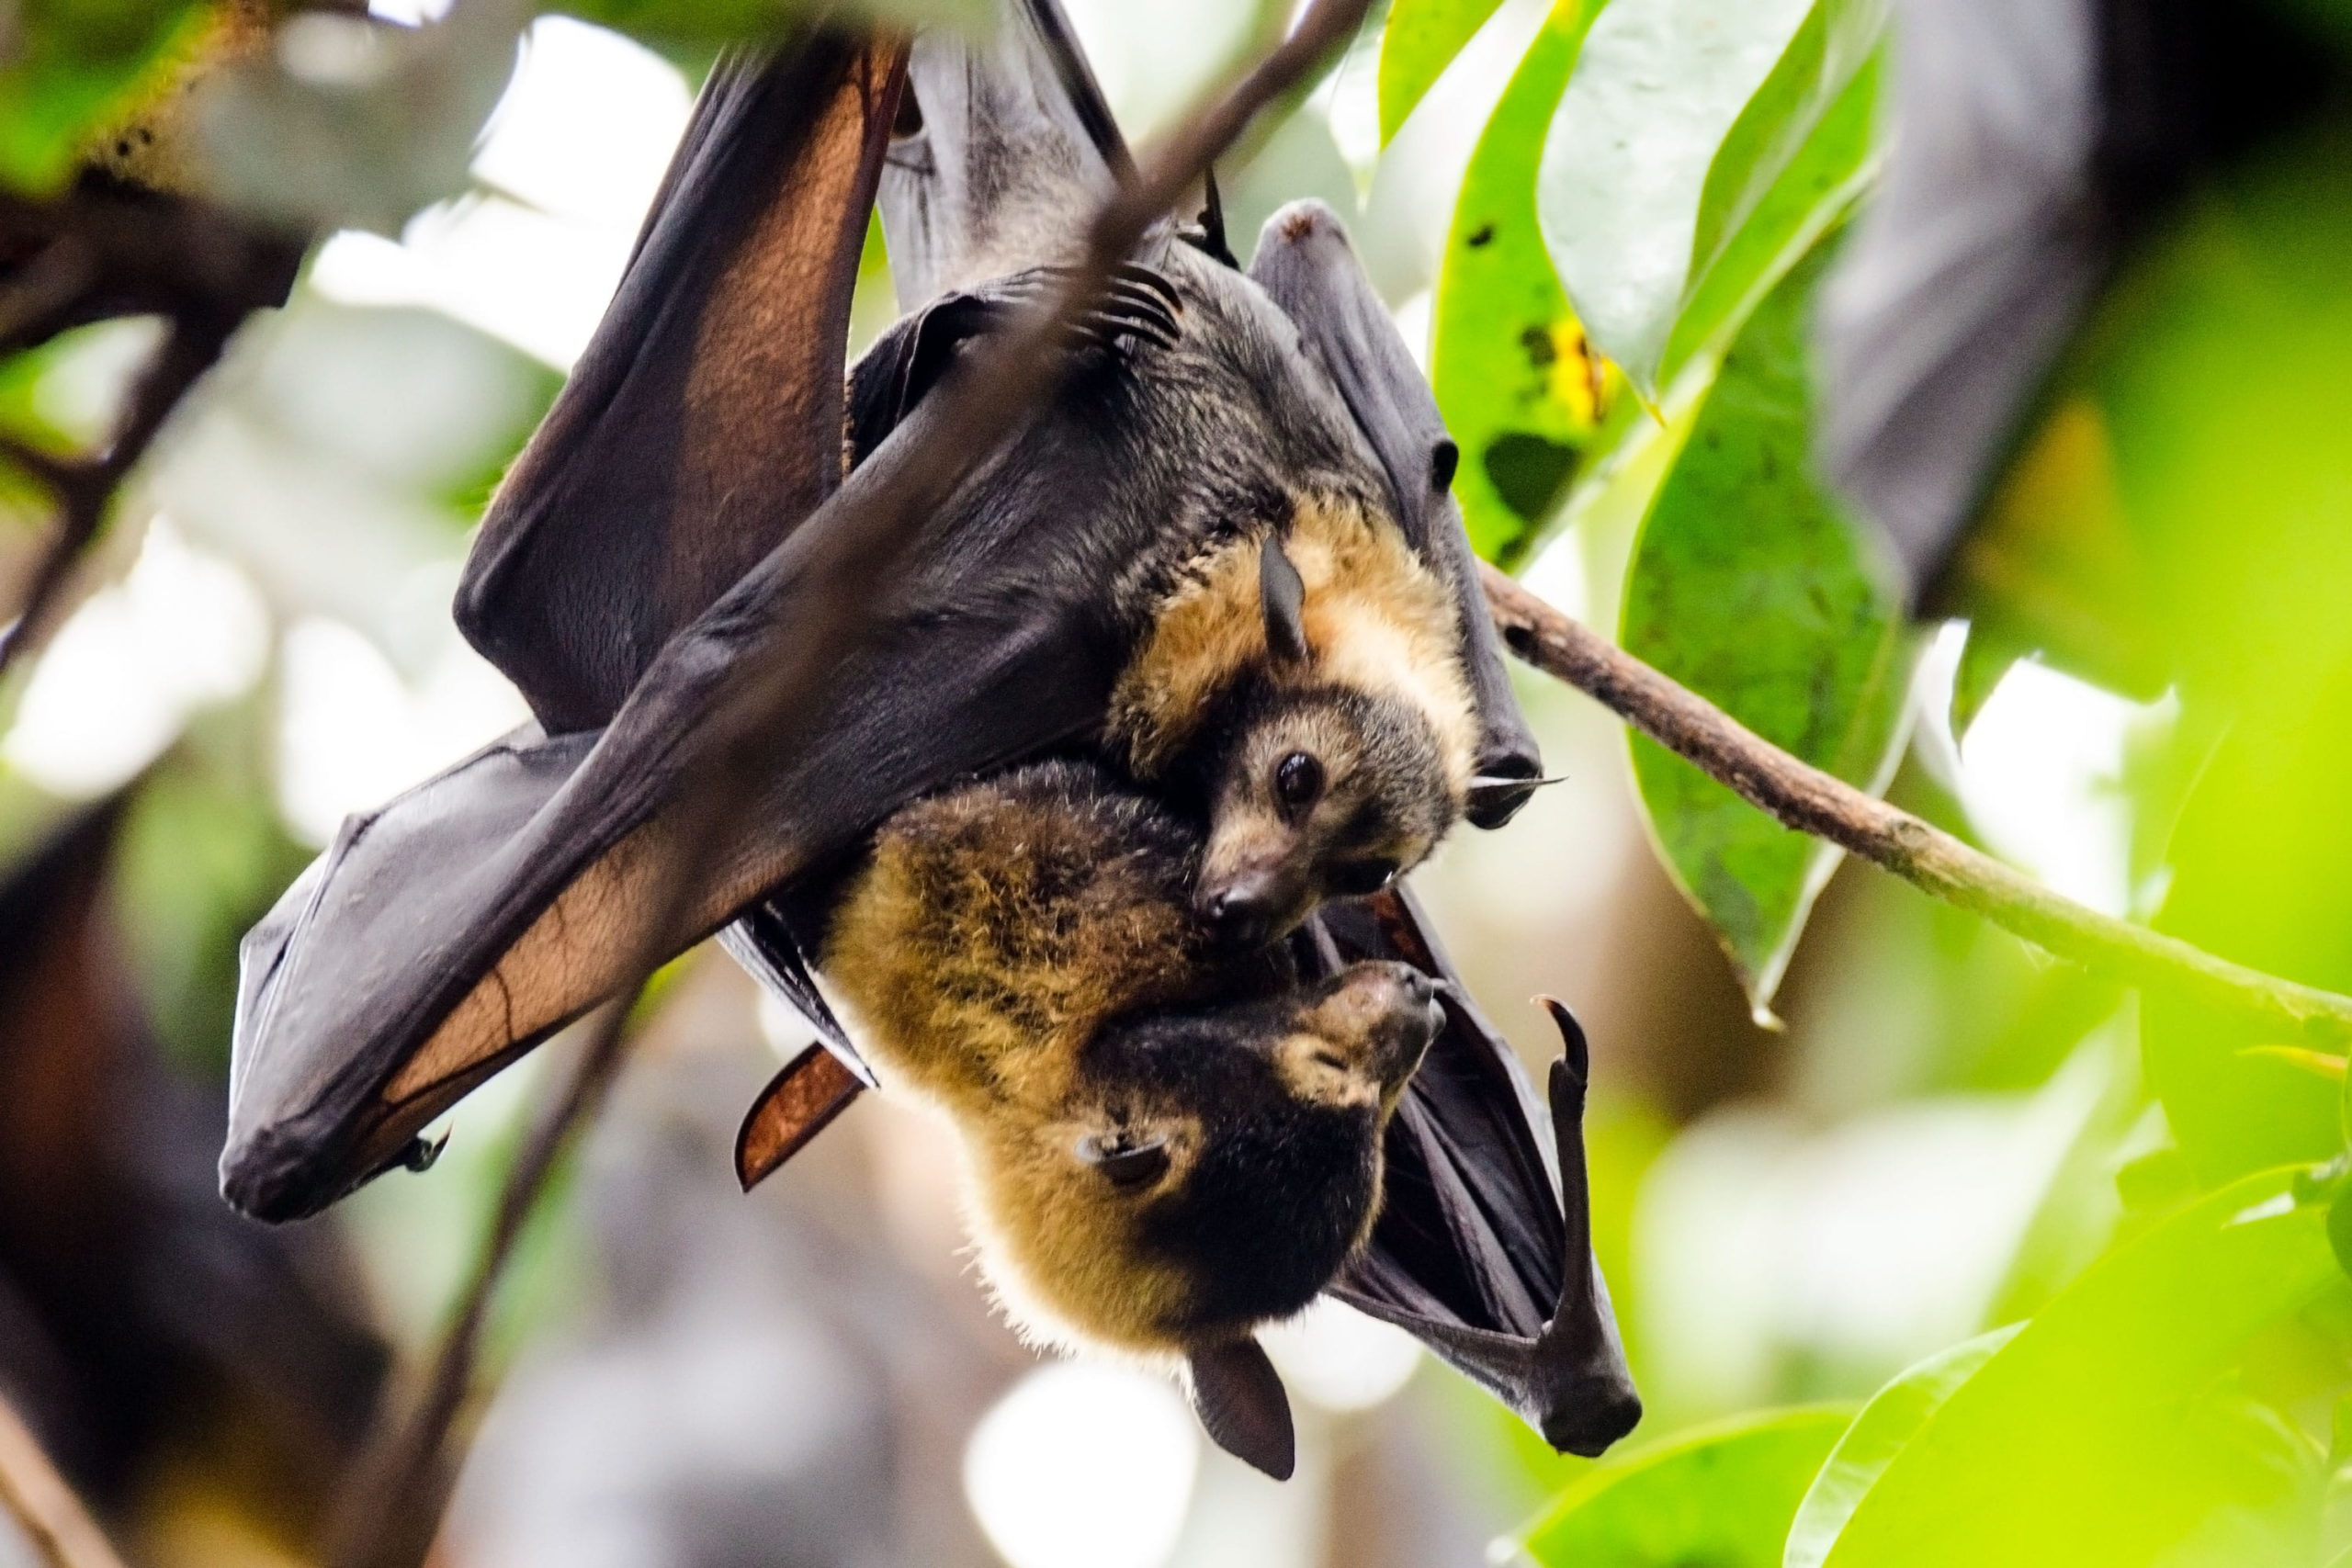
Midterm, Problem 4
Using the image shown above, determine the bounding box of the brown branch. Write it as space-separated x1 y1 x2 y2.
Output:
1481 563 2352 1046
0 186 305 682
321 7 1373 1563
323 998 639 1568
0 310 243 679
0 1396 129 1568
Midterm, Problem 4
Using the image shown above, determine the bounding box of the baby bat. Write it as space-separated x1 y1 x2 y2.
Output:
819 757 1440 1477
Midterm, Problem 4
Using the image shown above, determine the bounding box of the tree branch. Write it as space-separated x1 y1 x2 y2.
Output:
1481 564 2352 1046
0 189 303 682
323 1005 637 1568
0 1396 128 1568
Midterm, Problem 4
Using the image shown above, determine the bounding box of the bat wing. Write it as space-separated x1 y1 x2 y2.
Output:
224 386 1119 1220
4 795 387 1500
875 0 1128 311
1316 886 1641 1457
454 35 906 735
1244 201 1545 828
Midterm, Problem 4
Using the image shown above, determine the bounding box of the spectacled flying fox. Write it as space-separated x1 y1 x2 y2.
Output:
220 3 1639 1480
857 77 1539 950
818 757 1440 1476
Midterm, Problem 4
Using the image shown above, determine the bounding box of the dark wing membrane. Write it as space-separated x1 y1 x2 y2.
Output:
223 383 1118 1222
1244 200 1544 826
876 0 1125 310
1315 887 1641 1458
1810 0 2105 598
456 35 906 734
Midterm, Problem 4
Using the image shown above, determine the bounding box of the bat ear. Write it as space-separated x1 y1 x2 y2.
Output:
1188 1337 1295 1480
737 1045 866 1191
1193 164 1238 268
1259 531 1310 669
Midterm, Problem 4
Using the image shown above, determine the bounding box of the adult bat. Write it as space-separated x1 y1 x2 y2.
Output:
1815 0 2329 600
0 794 386 1527
221 0 1635 1455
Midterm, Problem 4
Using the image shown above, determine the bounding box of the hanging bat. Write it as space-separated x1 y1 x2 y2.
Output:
220 0 1636 1461
1814 0 2326 600
0 792 386 1529
822 753 1443 1478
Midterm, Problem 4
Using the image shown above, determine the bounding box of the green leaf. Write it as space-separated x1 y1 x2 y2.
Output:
1783 1326 2019 1568
1657 38 1881 394
1537 0 1883 400
1375 0 1507 143
1817 1173 2338 1568
1949 621 2026 742
1621 232 1914 1013
0 0 206 194
195 2 531 236
1519 1407 1853 1568
1430 0 1611 567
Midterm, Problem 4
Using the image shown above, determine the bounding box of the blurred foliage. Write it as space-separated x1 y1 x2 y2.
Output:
1376 0 1502 141
0 0 207 193
1622 234 1912 1013
9 0 2352 1564
1519 1406 1850 1567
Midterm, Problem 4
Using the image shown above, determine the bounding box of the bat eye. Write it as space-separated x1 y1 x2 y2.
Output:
1328 859 1397 897
1078 1133 1170 1190
1273 752 1325 820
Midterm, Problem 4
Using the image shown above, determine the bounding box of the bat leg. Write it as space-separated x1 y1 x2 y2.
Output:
1530 997 1643 1457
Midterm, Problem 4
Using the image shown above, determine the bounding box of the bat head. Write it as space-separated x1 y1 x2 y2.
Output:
970 960 1441 1356
1191 676 1459 948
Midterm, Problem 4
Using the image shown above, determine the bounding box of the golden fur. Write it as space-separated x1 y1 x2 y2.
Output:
820 777 1216 1351
1107 491 1478 795
820 766 1428 1357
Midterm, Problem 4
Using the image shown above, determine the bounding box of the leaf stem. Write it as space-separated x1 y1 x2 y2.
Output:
1482 563 2352 1046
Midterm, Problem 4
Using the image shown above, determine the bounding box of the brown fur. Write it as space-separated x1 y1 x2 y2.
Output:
1106 490 1477 794
820 762 1435 1357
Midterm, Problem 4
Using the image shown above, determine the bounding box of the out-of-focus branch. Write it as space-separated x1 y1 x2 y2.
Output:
323 1005 639 1568
1481 564 2352 1046
0 1396 128 1568
323 6 1374 1564
0 188 304 679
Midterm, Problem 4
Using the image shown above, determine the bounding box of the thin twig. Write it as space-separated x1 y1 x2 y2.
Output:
0 1395 129 1568
322 7 1373 1562
0 310 242 679
1481 564 2352 1046
322 999 639 1568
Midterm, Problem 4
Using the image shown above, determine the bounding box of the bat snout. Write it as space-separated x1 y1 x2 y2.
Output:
1318 962 1443 1085
1195 868 1298 949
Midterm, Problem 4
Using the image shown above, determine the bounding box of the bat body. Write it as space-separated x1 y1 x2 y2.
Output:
844 236 1488 951
220 0 1638 1467
822 757 1438 1475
